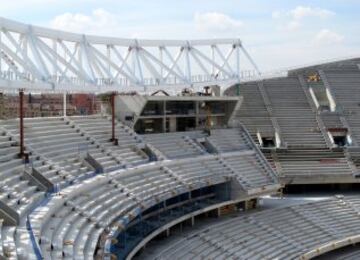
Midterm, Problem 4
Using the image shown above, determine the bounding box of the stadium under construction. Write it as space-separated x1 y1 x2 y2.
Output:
0 17 360 260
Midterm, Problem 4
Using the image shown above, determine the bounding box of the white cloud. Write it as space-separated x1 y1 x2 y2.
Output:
290 6 335 20
271 11 281 19
273 6 335 21
50 9 120 35
0 0 58 11
273 6 335 31
194 12 243 33
313 29 344 45
49 9 245 39
285 20 301 31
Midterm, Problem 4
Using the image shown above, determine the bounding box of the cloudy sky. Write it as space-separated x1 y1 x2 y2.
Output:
1 0 360 71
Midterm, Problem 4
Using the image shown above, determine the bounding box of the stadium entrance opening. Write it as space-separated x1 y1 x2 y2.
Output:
328 128 349 147
333 136 347 147
257 131 276 148
262 137 275 148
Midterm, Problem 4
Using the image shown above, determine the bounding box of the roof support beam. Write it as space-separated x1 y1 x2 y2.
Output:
0 17 261 93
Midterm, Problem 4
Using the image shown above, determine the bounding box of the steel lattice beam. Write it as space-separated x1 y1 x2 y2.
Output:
0 17 260 94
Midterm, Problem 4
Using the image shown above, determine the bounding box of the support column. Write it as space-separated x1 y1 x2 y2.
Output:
163 101 166 133
159 46 164 78
63 92 67 117
110 92 118 145
0 92 4 119
236 44 240 79
18 89 25 158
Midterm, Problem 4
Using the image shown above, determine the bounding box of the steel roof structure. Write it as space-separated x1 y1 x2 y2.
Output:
0 17 260 94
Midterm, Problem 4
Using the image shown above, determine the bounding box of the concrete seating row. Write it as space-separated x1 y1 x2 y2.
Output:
29 160 212 259
1 118 106 184
1 224 17 259
336 249 360 260
29 150 280 259
320 112 344 129
221 152 278 190
0 219 4 258
0 130 45 259
0 115 279 259
224 82 274 144
142 131 207 159
348 149 360 170
0 116 151 260
275 149 355 179
204 126 278 191
1 115 267 192
0 130 45 220
69 115 148 166
1 116 148 188
207 128 252 152
153 196 360 260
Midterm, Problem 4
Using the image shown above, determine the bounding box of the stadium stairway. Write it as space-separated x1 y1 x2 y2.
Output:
204 126 279 189
320 111 345 129
263 77 328 148
320 67 360 146
224 82 275 145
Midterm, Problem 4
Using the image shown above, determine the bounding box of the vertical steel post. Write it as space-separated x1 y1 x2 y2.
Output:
236 44 240 79
111 92 115 140
211 45 215 76
19 89 25 158
159 46 164 78
63 92 66 117
111 92 118 145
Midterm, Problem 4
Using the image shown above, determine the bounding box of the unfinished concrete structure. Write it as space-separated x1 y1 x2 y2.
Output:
0 17 360 260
